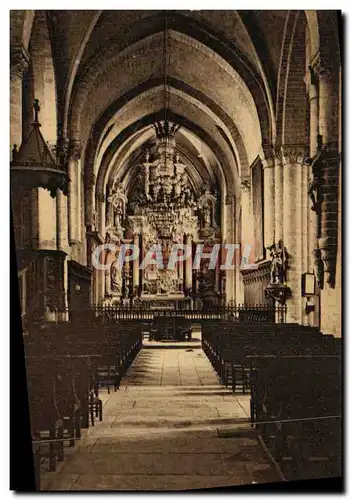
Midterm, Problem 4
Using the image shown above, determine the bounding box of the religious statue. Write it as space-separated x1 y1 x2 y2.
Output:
110 259 122 294
267 240 286 284
313 248 324 289
308 176 322 213
305 134 324 214
203 203 212 228
113 201 124 228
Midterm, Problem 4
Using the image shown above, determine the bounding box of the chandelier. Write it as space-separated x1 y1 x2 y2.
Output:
139 121 195 208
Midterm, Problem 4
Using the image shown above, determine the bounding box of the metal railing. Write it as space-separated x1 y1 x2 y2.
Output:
68 303 287 324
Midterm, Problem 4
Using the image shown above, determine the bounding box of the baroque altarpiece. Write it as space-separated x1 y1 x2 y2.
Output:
101 121 224 308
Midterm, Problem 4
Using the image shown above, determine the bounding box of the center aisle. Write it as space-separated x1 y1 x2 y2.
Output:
43 345 283 491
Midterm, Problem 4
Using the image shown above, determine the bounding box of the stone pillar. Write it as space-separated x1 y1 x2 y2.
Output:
239 180 253 302
225 194 236 304
132 233 140 295
317 65 339 288
85 171 96 231
184 234 192 294
56 188 69 252
96 193 106 237
240 180 254 256
67 140 82 244
274 156 284 243
304 69 320 326
58 257 69 322
10 46 29 152
282 146 305 322
262 152 275 247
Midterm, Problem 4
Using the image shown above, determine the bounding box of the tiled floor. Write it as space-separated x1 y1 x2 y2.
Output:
41 346 283 491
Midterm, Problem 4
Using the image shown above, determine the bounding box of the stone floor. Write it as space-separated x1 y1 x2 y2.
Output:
41 345 283 491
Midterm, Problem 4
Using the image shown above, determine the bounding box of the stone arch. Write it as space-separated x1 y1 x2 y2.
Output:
93 110 235 204
10 10 35 51
282 12 308 148
68 16 272 148
23 11 58 144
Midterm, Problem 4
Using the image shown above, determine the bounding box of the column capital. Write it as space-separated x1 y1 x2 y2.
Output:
278 144 309 166
68 139 82 162
10 45 30 81
225 194 235 206
260 144 275 168
240 180 251 192
96 193 106 203
310 52 337 84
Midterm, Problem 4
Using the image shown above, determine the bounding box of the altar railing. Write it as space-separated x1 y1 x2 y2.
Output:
69 303 287 324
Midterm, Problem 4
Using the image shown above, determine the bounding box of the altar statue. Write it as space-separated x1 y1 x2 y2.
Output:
203 203 212 227
110 259 122 293
268 241 285 284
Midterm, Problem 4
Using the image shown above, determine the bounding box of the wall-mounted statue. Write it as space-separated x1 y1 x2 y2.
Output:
313 247 324 289
308 175 323 214
203 203 212 228
110 259 122 294
198 187 217 231
106 179 127 240
305 134 325 214
267 240 287 284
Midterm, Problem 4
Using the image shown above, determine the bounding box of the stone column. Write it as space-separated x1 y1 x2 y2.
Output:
85 172 96 231
239 180 253 302
96 193 106 237
304 68 320 326
10 46 30 152
317 64 339 288
274 155 284 243
282 146 305 323
56 188 69 252
225 194 236 304
240 180 254 257
132 232 140 295
262 152 275 248
184 234 192 294
67 140 82 244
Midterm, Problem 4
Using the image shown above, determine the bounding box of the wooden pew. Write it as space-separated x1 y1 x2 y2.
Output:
22 318 140 488
249 355 341 479
202 322 341 392
26 360 64 473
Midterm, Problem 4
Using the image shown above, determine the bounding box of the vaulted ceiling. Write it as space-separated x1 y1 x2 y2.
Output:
12 10 340 200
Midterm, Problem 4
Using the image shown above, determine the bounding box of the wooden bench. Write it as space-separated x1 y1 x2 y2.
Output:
249 355 341 479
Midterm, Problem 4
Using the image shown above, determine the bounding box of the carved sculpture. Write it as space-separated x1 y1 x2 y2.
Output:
264 240 290 304
305 134 324 214
110 259 122 294
267 240 286 284
313 248 324 289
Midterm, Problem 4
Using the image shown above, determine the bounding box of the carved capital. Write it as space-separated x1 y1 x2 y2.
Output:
261 143 275 169
281 144 309 166
310 52 337 84
10 45 30 81
240 180 251 192
68 140 82 162
96 193 106 203
225 194 235 206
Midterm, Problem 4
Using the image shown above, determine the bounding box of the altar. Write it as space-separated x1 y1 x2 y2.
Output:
100 120 224 308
